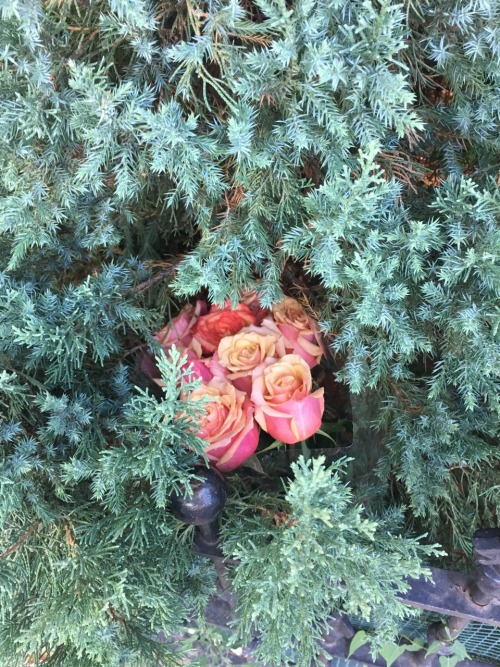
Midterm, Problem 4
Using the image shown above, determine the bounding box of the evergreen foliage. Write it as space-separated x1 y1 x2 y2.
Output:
0 0 499 664
223 456 440 667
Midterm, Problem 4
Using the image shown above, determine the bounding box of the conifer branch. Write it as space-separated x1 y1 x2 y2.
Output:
1 0 499 662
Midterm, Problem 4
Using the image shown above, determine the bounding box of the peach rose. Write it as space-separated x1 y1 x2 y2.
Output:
189 378 259 472
217 323 286 393
251 354 324 444
272 297 323 368
192 303 256 354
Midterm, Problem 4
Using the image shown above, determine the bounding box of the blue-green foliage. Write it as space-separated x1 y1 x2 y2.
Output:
1 0 499 664
224 457 441 666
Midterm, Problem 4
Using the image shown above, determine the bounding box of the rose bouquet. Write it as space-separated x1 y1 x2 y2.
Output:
142 296 325 472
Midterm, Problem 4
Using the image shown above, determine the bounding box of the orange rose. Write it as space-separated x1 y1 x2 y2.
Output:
192 303 256 354
272 297 323 368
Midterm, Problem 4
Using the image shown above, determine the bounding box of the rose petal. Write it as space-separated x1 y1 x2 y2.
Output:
231 375 253 394
251 356 324 444
186 379 258 471
192 304 256 354
183 357 213 383
272 298 324 368
215 419 259 472
207 354 230 380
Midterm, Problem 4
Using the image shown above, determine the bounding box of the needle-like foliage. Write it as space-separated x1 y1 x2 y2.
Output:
1 0 499 664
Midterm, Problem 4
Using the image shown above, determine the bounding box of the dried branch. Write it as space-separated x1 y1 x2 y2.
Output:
0 523 40 560
125 265 178 296
62 518 77 552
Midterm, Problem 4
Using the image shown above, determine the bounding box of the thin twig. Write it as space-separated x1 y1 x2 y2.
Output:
125 266 177 296
123 342 150 358
0 523 39 560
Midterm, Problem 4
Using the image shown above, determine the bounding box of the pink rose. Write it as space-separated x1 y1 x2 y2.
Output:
272 298 324 368
192 303 257 354
179 349 213 383
207 354 230 380
251 354 324 444
189 378 259 472
143 348 213 389
240 289 270 324
154 300 208 358
141 301 208 385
